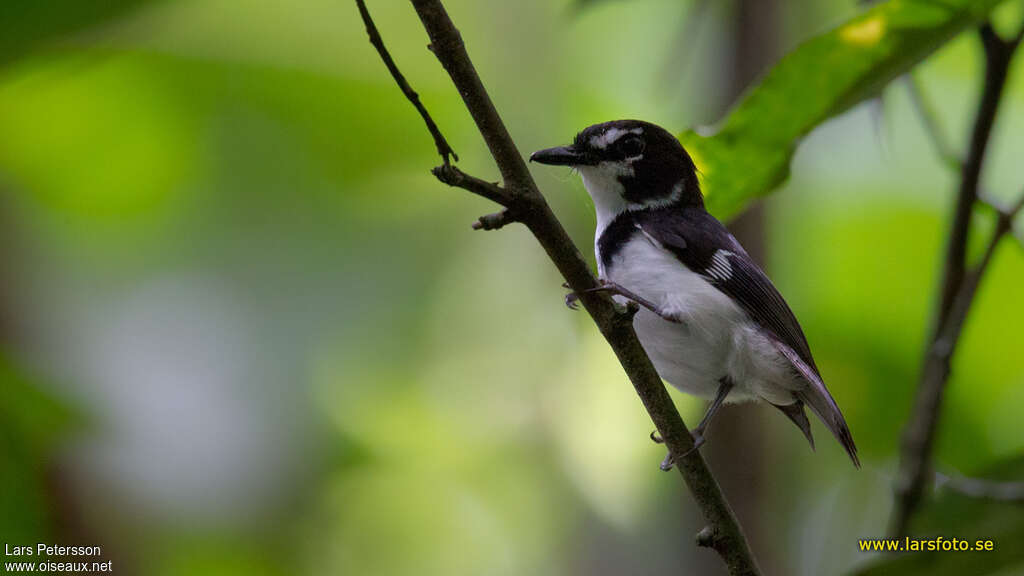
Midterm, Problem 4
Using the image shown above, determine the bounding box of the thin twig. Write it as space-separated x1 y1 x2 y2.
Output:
906 73 961 171
979 193 1024 248
355 1 515 228
471 209 514 231
359 1 762 573
890 23 1022 539
355 0 458 164
938 192 1021 342
935 470 1024 502
999 193 1024 223
432 164 512 205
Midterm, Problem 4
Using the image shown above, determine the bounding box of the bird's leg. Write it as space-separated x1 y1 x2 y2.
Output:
563 280 684 324
692 379 734 442
657 378 734 471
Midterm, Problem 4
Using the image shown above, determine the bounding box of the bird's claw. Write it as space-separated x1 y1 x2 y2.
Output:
565 282 581 309
562 280 609 311
656 430 706 472
660 452 675 472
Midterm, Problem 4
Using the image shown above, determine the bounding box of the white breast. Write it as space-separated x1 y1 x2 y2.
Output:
602 233 800 404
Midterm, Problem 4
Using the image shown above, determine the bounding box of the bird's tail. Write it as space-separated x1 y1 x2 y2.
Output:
772 400 814 450
774 343 860 468
797 387 859 468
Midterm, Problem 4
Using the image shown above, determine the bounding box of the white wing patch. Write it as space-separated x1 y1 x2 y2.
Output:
705 250 734 281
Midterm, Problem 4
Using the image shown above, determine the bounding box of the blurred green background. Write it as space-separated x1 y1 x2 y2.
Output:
1 1 1023 575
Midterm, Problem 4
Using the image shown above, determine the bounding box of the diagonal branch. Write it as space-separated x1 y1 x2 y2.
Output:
935 23 1013 324
890 23 1023 539
891 191 1022 538
356 1 762 573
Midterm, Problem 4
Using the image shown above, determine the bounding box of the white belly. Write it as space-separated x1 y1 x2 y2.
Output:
604 236 801 405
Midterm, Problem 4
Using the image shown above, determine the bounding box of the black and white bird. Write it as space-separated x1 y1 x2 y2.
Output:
531 119 858 469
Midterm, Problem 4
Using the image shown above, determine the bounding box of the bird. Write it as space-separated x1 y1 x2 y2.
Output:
530 119 858 470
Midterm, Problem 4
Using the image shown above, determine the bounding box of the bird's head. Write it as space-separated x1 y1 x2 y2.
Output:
530 120 702 220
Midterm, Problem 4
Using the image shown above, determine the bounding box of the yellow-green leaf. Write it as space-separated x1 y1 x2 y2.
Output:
684 0 1009 219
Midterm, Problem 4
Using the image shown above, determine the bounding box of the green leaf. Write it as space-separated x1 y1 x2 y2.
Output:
682 0 1009 220
849 455 1024 576
0 0 161 69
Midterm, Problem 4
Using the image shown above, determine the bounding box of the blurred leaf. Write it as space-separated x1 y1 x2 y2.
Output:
683 0 1009 219
0 54 199 240
850 455 1024 576
0 51 449 247
0 353 77 542
0 1 161 69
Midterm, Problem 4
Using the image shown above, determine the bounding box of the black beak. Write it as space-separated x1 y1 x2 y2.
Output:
529 145 595 166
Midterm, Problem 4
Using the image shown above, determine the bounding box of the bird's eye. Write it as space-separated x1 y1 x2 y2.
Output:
618 136 645 157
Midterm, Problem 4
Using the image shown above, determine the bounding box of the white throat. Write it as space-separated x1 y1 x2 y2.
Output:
578 162 630 238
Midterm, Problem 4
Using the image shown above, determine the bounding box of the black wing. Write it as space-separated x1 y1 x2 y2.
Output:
633 207 859 467
633 207 815 368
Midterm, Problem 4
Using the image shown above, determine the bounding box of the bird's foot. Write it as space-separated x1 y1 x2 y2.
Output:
563 280 611 310
562 281 683 324
651 428 706 472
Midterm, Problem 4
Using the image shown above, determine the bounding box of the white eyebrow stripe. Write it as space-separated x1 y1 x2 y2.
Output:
590 126 644 149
